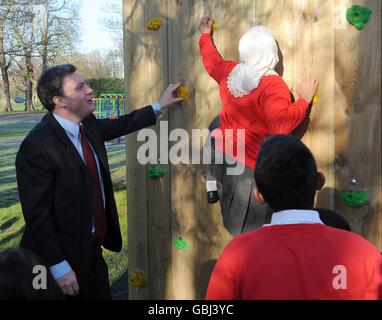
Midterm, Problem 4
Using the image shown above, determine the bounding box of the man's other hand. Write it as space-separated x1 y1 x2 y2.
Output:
56 270 79 296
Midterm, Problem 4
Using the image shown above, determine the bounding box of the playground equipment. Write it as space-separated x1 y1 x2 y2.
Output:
93 94 126 119
124 0 381 299
92 94 126 143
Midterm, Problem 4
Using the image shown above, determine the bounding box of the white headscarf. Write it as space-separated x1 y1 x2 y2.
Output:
227 26 279 98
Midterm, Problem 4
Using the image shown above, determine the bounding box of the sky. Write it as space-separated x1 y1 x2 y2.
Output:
79 0 120 53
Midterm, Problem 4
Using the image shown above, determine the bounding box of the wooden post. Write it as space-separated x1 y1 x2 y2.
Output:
333 0 381 247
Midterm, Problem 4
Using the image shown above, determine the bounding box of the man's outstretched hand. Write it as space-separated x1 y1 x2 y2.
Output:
159 83 184 109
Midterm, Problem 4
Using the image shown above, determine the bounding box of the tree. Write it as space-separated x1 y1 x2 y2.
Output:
62 49 123 80
87 78 124 97
1 0 43 112
36 0 80 72
59 49 124 97
4 0 80 112
100 0 123 79
100 0 122 42
9 2 41 111
0 1 15 112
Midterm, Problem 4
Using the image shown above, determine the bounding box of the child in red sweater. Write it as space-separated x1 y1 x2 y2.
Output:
206 135 382 300
199 17 318 235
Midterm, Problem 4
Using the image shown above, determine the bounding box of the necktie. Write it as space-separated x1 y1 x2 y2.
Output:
79 125 107 240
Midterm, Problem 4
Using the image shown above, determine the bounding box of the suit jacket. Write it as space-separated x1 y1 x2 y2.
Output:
16 106 156 287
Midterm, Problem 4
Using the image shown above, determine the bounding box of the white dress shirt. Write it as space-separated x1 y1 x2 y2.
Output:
263 209 324 227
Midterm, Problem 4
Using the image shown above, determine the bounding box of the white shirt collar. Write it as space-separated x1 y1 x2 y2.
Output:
263 209 324 226
53 112 80 138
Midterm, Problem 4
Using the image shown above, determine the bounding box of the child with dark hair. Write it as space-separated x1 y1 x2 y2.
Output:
0 248 64 300
206 135 382 300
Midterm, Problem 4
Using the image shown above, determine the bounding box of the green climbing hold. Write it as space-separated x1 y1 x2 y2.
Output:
148 166 165 179
340 190 369 208
346 5 372 31
172 237 189 251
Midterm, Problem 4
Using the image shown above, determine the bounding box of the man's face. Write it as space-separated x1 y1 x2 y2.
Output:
60 72 94 119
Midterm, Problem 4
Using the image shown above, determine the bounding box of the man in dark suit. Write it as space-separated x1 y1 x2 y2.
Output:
15 64 182 299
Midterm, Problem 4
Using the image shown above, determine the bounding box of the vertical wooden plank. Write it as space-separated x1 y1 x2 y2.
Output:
193 0 223 128
333 0 366 236
255 0 295 89
144 1 173 300
193 0 233 300
334 0 381 249
124 0 172 300
123 0 149 300
292 0 336 210
356 0 381 249
167 0 198 300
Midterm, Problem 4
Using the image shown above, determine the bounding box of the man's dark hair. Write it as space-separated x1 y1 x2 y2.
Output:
37 64 76 111
255 135 318 212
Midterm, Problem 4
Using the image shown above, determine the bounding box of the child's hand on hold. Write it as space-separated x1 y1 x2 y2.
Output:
199 17 213 34
296 77 319 104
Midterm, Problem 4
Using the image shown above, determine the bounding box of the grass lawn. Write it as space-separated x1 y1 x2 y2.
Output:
0 101 44 115
0 112 128 299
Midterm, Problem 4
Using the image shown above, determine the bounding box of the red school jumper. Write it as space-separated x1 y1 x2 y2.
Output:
206 224 382 300
199 33 310 169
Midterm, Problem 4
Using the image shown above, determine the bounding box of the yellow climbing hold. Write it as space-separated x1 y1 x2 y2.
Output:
313 89 319 105
147 18 161 31
129 271 147 287
176 85 190 104
207 19 218 32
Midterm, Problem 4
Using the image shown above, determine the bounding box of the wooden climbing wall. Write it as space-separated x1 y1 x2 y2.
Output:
333 0 381 249
123 0 381 299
